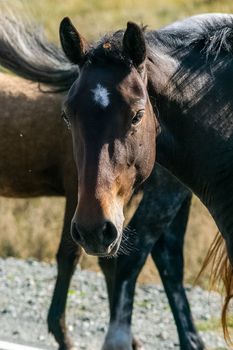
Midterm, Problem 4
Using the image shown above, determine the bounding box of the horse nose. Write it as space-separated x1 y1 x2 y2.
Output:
102 221 118 247
71 220 118 255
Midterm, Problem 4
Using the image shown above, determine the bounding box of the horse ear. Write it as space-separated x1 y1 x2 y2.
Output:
59 17 89 65
123 22 146 68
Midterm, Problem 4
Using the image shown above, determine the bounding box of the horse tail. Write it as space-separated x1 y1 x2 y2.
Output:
0 4 78 91
197 232 233 344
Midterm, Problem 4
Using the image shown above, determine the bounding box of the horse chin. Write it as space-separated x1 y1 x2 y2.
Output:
107 234 122 257
83 233 122 258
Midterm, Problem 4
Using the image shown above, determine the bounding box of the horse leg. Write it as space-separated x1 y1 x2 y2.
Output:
98 257 117 311
100 239 155 350
47 196 81 350
151 196 205 350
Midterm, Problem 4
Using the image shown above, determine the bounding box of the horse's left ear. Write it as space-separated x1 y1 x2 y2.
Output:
59 17 89 65
123 22 146 68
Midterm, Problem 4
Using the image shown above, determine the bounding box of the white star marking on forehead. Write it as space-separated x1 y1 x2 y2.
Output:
92 83 110 108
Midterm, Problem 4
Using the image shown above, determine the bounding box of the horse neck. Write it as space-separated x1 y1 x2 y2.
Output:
146 52 233 238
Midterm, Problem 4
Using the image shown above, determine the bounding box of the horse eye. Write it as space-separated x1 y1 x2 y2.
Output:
131 110 144 126
61 111 71 130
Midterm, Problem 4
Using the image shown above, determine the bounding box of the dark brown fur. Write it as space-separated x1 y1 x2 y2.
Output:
0 72 202 350
59 14 233 344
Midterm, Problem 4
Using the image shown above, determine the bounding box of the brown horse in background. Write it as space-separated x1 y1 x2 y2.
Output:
0 72 79 346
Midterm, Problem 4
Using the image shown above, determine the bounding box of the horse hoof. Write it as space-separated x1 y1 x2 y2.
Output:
101 336 144 350
101 339 132 350
180 332 205 350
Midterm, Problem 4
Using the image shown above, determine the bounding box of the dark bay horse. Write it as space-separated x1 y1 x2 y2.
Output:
59 12 233 344
0 11 205 350
0 71 200 350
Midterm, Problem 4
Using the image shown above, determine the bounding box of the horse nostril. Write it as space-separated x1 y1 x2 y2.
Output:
102 221 118 248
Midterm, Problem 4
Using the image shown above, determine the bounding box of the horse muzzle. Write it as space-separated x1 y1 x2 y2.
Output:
71 220 120 256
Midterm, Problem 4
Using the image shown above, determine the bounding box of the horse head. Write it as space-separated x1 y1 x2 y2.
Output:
60 18 158 256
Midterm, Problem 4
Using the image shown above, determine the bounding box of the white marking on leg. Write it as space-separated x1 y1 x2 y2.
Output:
92 84 110 108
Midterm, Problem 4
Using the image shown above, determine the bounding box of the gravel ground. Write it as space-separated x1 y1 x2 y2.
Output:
0 258 229 350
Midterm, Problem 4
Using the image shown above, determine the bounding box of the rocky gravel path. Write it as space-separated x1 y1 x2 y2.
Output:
0 258 229 350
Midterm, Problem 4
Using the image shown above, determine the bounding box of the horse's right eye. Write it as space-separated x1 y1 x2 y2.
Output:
61 111 71 129
131 110 144 126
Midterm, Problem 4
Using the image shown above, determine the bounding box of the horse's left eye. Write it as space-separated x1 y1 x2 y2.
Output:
131 110 144 126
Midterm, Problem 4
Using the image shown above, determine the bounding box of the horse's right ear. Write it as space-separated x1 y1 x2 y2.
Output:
59 17 89 65
123 22 146 68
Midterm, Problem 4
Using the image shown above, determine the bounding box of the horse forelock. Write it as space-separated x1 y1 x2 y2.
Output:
84 31 132 68
84 26 147 68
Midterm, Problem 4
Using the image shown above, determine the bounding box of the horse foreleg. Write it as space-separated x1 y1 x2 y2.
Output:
47 197 81 350
98 257 117 311
100 240 154 350
151 196 205 350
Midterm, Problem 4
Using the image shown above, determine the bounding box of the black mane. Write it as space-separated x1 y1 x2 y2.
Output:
145 14 233 109
84 14 233 69
149 14 233 60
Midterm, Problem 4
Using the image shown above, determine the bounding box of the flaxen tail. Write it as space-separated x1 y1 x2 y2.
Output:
0 2 78 90
197 232 233 344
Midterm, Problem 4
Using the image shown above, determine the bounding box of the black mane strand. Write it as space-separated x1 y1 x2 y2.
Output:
154 14 233 61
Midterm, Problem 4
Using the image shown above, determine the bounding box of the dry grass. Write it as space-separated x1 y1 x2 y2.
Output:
0 0 230 286
0 195 217 287
0 197 65 261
